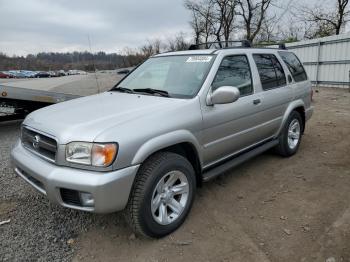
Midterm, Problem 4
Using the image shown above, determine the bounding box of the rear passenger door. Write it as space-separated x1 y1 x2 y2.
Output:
251 53 294 137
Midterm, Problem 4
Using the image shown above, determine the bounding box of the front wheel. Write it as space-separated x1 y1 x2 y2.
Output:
125 152 196 238
275 111 303 157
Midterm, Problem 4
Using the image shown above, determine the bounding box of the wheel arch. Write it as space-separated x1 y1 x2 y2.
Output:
277 100 306 136
131 130 203 186
294 106 306 133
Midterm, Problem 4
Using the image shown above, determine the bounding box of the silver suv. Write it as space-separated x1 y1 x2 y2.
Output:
11 42 313 238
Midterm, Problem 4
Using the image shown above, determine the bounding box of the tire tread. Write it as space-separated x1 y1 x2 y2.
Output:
275 111 303 157
125 152 184 237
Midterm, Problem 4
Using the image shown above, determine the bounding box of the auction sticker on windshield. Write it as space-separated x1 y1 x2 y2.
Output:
186 56 212 63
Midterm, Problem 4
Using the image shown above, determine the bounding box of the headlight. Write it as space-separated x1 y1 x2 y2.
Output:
66 142 117 167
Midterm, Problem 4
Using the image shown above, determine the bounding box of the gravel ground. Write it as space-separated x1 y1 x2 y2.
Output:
0 121 95 261
0 71 122 261
0 87 349 261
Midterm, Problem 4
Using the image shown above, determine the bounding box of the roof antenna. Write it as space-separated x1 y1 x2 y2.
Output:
87 34 100 94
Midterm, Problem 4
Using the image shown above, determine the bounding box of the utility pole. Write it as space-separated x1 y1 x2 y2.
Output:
88 34 100 94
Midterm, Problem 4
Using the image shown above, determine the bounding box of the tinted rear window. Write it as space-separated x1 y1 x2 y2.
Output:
253 54 286 90
278 51 307 82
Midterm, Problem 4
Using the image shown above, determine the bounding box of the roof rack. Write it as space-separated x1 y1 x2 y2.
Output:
253 42 287 50
188 40 287 50
278 43 287 50
189 40 252 50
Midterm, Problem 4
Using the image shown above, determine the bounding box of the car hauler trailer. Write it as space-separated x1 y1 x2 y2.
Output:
0 84 79 122
0 69 130 123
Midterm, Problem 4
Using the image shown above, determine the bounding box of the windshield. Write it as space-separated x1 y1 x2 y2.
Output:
116 55 214 98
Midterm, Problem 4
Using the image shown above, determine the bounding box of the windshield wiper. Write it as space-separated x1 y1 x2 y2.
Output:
110 86 134 93
133 88 170 97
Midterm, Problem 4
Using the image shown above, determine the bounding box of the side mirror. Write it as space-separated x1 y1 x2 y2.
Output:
207 86 240 105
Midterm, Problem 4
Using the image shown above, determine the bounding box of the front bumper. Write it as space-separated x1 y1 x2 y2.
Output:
11 141 139 213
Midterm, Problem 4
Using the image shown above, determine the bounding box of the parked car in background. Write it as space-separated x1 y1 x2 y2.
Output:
21 70 37 78
57 70 67 77
48 71 58 77
34 71 51 78
0 70 66 78
0 71 15 78
8 70 28 78
68 70 78 75
68 70 87 75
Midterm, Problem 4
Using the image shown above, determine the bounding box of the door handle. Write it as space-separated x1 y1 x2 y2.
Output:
253 99 261 105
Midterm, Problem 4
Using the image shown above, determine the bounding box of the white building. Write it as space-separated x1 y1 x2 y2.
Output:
286 33 350 88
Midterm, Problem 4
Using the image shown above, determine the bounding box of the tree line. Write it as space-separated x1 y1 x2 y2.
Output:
0 33 189 71
0 0 348 71
0 51 145 71
185 0 349 44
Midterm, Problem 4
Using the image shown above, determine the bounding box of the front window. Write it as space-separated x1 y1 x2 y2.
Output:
212 55 253 96
116 55 214 98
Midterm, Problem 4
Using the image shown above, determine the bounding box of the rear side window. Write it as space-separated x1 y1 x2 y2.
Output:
253 54 286 90
278 51 307 82
212 55 253 96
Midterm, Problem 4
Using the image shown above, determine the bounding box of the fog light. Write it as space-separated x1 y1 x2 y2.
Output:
80 192 94 207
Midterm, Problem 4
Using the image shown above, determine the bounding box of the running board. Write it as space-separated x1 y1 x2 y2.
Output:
202 139 279 182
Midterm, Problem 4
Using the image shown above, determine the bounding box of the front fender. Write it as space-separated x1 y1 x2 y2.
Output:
131 130 202 166
275 99 305 137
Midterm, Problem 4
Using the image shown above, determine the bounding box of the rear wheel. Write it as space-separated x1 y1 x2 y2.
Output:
125 152 196 238
275 111 303 157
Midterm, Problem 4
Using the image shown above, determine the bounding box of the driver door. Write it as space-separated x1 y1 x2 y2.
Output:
200 55 266 167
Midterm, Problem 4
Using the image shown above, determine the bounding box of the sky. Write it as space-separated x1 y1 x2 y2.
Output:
0 0 332 56
0 0 191 56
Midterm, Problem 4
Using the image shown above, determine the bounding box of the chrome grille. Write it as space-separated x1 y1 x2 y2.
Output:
21 127 57 162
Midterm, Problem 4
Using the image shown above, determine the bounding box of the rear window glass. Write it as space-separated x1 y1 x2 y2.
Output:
253 54 286 90
278 51 307 82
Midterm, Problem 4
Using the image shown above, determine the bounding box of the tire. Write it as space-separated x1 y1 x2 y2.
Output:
125 152 196 238
275 111 303 157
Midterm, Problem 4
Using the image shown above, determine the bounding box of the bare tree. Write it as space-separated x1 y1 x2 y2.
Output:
278 16 303 43
185 0 204 44
166 32 190 51
336 0 350 33
184 0 217 44
200 0 216 44
214 0 237 44
140 39 162 57
300 0 349 38
237 0 273 42
254 14 277 43
184 0 237 45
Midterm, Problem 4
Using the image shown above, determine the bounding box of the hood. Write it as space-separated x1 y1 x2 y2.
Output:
24 92 187 144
